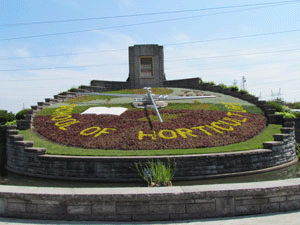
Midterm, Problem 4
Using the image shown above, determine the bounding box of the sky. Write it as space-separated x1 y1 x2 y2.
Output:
0 0 299 113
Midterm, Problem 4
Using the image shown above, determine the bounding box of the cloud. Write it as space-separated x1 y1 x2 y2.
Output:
14 48 31 58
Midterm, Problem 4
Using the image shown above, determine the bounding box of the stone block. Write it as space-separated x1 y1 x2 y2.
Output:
149 203 186 214
261 202 280 213
235 204 260 215
216 198 234 216
0 198 7 214
8 198 27 204
193 199 215 204
286 194 300 201
280 200 300 212
37 204 65 214
92 202 116 215
185 203 215 214
26 204 37 213
116 202 149 215
269 196 287 203
67 205 91 215
133 213 170 221
7 203 26 213
235 198 269 206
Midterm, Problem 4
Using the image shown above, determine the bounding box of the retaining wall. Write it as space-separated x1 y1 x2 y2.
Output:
1 179 300 221
4 122 297 182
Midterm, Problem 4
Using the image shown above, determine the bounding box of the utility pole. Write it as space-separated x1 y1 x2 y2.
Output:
271 89 282 102
233 80 237 86
242 76 246 90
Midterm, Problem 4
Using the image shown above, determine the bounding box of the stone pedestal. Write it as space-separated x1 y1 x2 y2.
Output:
129 45 164 88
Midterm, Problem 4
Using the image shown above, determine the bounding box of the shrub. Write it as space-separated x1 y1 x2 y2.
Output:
16 109 30 120
229 86 239 92
240 89 249 95
0 110 15 125
275 112 296 118
135 159 176 186
5 120 16 125
293 112 300 118
218 83 228 89
68 87 77 92
282 106 291 113
266 101 284 112
287 102 300 109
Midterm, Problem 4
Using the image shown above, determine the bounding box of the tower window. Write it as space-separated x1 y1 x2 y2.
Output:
140 57 153 78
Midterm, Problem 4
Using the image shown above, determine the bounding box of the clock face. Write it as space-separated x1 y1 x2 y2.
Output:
33 88 266 150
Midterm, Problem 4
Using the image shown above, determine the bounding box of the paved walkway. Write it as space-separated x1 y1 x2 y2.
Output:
0 211 299 225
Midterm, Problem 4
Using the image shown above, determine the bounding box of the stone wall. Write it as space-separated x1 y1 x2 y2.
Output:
4 123 297 182
286 118 300 143
0 126 7 176
164 77 202 89
1 179 300 221
90 80 130 91
264 116 300 143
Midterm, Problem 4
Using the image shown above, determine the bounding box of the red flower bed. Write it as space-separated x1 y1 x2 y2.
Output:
33 109 267 150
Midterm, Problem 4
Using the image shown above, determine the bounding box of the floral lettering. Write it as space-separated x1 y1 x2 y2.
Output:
51 104 80 131
175 128 197 138
138 131 157 140
158 130 177 139
80 126 116 137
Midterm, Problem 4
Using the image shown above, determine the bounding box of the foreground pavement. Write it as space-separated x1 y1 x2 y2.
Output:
0 211 299 225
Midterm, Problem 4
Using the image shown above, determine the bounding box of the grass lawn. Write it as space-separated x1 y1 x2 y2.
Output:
19 124 281 156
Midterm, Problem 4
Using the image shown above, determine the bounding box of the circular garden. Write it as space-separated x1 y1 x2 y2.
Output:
32 88 267 151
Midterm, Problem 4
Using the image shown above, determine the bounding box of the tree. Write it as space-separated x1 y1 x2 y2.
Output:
0 110 15 125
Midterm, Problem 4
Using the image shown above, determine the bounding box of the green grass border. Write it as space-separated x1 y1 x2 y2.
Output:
19 124 281 156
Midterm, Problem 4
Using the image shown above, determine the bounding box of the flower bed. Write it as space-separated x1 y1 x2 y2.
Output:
33 104 266 150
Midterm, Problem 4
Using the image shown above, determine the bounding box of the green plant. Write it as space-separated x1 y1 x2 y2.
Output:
296 142 300 157
266 101 284 113
58 92 67 95
293 112 300 118
275 112 296 118
218 83 228 89
240 89 249 95
229 85 239 92
5 120 16 125
68 87 78 92
0 110 15 125
16 109 29 120
286 102 300 109
135 159 176 186
208 81 216 86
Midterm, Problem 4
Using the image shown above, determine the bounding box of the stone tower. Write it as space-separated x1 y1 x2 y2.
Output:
128 44 164 88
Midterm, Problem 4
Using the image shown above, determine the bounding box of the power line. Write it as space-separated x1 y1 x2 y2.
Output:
1 44 300 72
166 47 300 61
1 29 300 62
0 48 127 61
165 28 300 46
0 63 127 72
0 0 297 28
0 1 298 42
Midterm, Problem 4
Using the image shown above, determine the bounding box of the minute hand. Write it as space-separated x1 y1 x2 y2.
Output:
148 93 163 123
